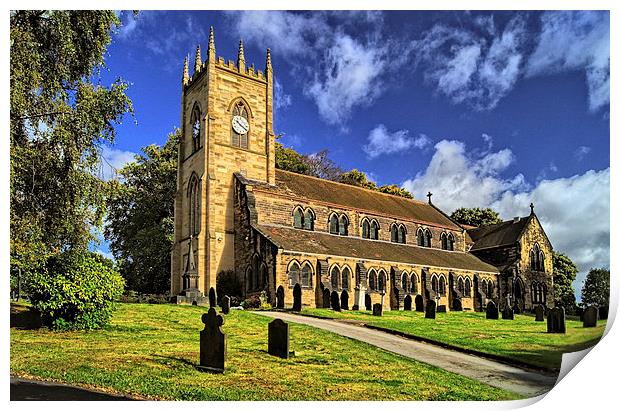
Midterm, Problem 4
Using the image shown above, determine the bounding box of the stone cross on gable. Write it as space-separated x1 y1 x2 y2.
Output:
427 191 433 204
530 202 535 214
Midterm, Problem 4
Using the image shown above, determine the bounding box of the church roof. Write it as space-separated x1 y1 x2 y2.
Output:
255 224 499 273
249 170 461 230
467 216 531 251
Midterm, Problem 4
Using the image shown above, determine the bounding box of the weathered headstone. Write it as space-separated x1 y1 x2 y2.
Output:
547 307 566 333
582 306 598 328
425 299 436 319
534 305 545 321
365 294 372 311
340 291 349 310
208 287 217 308
437 304 447 313
198 308 226 373
276 286 285 309
331 291 341 311
292 284 302 311
221 295 230 315
512 304 521 314
486 301 499 319
599 306 609 320
452 298 462 311
502 306 514 320
372 303 383 316
268 319 290 359
352 304 359 311
404 295 412 311
415 295 424 312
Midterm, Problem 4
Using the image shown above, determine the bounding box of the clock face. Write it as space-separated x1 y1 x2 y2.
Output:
232 115 249 135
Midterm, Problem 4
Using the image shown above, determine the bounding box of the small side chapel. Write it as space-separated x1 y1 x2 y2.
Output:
170 30 555 313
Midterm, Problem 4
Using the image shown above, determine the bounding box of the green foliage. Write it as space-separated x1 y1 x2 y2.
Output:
450 207 503 227
581 268 610 307
105 129 179 294
10 10 133 271
27 251 125 330
552 251 578 313
216 270 242 305
378 184 414 199
339 169 377 190
275 141 309 174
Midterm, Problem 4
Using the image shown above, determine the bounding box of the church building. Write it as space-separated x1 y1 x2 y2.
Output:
170 31 555 313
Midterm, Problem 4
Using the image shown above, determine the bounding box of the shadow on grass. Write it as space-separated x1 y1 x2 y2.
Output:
10 304 42 330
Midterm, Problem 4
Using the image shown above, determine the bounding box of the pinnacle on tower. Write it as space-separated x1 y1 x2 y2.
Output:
266 48 272 73
237 39 245 72
194 45 202 73
183 55 189 85
208 26 215 57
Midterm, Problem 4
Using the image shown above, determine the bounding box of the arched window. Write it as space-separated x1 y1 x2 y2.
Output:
391 224 399 243
370 220 379 240
401 272 409 292
362 219 370 239
539 250 545 272
231 101 249 149
252 254 260 290
431 275 438 292
378 271 386 292
368 270 377 290
259 263 267 290
342 266 351 290
417 229 425 246
329 214 339 235
191 105 201 153
447 233 455 251
330 266 340 290
293 207 303 229
441 232 448 250
487 280 493 298
531 244 541 271
287 261 300 286
188 175 200 236
304 209 314 230
458 277 465 295
464 277 472 297
301 262 312 287
399 225 407 244
339 215 348 236
439 275 446 295
424 229 432 247
246 267 254 291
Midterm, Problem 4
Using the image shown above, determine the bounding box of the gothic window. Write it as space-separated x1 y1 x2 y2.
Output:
259 263 267 290
539 250 545 272
431 275 438 292
441 232 448 250
447 233 455 251
439 275 446 295
304 209 314 230
191 105 201 153
531 244 543 271
231 101 249 149
252 254 260 291
188 175 200 236
417 229 425 246
411 273 418 294
370 220 379 240
487 280 493 298
329 214 339 234
458 277 465 295
339 215 349 236
301 262 312 287
246 267 254 291
378 271 387 292
464 277 472 297
330 266 340 290
342 266 351 290
399 225 407 244
368 269 377 291
391 224 399 243
401 272 409 292
424 229 432 247
293 207 303 229
288 261 300 286
362 219 370 239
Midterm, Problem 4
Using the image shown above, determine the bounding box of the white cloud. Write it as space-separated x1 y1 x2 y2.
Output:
363 124 431 159
116 11 139 39
574 146 591 161
402 138 609 301
526 11 609 111
274 79 292 110
99 146 136 181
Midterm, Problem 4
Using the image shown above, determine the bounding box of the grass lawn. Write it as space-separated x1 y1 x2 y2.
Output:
300 308 606 371
10 302 520 401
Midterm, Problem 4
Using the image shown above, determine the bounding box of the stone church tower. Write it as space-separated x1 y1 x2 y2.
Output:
170 28 275 304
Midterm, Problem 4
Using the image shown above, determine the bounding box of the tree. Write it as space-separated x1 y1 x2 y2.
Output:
10 11 132 271
552 251 578 314
105 130 179 294
378 184 414 199
581 268 610 308
301 149 343 181
339 169 377 190
450 207 502 227
275 141 309 174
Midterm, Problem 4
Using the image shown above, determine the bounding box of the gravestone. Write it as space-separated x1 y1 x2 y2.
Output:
276 286 285 309
322 288 331 308
425 300 436 319
221 295 230 315
208 288 217 308
582 306 598 328
340 290 349 310
452 298 462 311
365 294 372 311
534 305 545 321
292 284 302 311
547 307 566 333
198 308 226 373
512 304 521 314
352 305 359 311
268 319 290 359
415 295 424 312
372 303 383 316
486 301 499 319
599 306 609 320
437 304 447 313
502 306 514 320
331 291 341 311
404 295 412 311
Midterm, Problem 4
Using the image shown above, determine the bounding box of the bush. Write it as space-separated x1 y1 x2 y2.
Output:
27 250 125 330
240 295 261 309
118 291 169 304
216 269 242 305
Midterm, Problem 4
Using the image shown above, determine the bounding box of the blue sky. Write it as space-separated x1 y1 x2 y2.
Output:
98 10 609 300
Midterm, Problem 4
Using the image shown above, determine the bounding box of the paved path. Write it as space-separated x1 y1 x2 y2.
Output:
254 311 558 397
10 377 136 401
